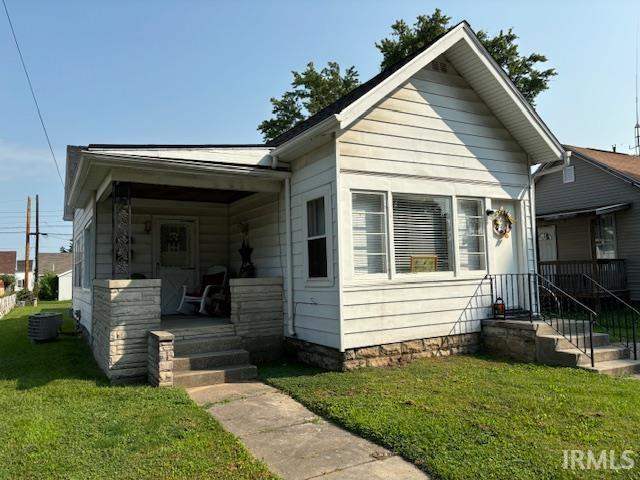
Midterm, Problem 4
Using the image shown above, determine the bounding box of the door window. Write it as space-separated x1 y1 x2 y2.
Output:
160 223 194 267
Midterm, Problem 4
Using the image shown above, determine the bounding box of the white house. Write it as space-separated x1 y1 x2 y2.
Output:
63 22 566 385
57 269 73 301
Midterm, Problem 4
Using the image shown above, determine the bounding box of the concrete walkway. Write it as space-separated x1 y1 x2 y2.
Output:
187 382 429 480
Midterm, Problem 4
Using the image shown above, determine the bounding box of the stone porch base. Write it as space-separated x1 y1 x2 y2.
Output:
285 333 481 371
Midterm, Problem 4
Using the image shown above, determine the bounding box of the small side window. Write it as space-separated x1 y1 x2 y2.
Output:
306 197 327 278
563 165 575 184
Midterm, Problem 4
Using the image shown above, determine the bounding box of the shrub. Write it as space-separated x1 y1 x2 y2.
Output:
16 289 35 303
0 274 15 291
37 272 58 301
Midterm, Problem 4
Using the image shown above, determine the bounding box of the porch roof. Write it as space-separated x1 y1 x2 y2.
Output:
536 202 630 221
64 145 290 219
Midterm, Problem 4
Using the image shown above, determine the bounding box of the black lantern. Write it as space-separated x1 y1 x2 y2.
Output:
493 297 506 319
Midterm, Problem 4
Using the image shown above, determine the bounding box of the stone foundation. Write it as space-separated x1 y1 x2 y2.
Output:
481 319 538 362
230 277 284 363
148 331 174 387
92 279 161 384
286 333 481 371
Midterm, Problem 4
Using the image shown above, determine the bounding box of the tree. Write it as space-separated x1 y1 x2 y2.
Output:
258 9 556 140
258 62 360 142
376 9 556 105
37 271 58 301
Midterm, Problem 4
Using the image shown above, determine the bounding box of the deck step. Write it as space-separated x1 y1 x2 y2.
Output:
582 359 640 376
174 335 244 356
173 349 251 371
173 364 258 388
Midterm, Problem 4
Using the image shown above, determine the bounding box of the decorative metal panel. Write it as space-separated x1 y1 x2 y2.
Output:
112 181 131 277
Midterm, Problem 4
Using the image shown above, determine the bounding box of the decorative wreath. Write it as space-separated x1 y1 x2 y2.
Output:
492 207 516 238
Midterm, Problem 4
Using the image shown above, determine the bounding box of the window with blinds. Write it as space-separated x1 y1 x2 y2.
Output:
392 194 453 273
351 192 387 274
457 198 486 271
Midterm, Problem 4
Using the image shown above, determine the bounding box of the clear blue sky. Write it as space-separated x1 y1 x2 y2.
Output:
1 0 639 259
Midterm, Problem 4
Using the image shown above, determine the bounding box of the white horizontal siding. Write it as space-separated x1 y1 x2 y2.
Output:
72 198 95 333
342 279 491 349
288 141 340 348
337 57 530 349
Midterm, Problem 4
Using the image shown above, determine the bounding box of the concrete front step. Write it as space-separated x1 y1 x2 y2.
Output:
174 349 251 372
582 359 640 376
173 364 258 388
538 332 610 350
169 324 237 342
556 346 630 366
174 335 244 356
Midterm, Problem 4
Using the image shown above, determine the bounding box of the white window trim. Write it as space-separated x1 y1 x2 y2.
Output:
456 197 488 274
302 184 334 287
350 190 390 279
346 189 490 286
81 222 93 290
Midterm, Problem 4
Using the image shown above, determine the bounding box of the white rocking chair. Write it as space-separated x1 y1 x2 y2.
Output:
177 265 227 315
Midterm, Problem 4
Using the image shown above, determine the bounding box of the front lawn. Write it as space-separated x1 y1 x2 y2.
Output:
0 301 277 480
261 355 640 479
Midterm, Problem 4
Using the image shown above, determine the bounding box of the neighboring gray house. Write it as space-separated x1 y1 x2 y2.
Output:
535 145 640 301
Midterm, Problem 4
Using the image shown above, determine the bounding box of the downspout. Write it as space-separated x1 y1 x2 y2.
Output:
284 176 295 336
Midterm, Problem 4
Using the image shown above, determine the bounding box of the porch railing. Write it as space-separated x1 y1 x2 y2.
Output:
583 274 638 360
489 273 597 367
538 259 627 296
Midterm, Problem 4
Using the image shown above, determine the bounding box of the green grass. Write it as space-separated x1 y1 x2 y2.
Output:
0 301 277 480
260 356 640 479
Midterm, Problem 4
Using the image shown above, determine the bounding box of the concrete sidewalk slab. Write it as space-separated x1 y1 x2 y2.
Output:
187 381 428 480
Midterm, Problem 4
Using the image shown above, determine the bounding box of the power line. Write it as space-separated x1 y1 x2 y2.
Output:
2 0 64 187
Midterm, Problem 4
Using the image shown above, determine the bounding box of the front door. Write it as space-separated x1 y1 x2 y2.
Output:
153 218 198 314
537 225 557 262
491 200 522 310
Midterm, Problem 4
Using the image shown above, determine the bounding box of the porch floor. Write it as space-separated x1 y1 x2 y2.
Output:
160 314 235 341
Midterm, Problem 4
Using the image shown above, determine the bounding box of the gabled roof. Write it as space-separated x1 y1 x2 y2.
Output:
38 253 72 275
269 21 564 164
566 145 640 185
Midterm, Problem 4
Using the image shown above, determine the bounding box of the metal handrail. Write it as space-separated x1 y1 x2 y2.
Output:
583 274 640 316
583 274 638 361
535 273 598 316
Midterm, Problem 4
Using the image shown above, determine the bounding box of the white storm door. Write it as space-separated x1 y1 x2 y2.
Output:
538 225 557 262
153 218 198 314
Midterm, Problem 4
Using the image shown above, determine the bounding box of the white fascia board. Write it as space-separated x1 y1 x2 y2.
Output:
460 26 564 163
270 115 340 158
337 23 467 129
337 23 563 164
85 146 274 168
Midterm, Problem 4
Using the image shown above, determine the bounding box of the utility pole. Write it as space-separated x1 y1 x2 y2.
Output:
34 194 39 283
24 196 31 291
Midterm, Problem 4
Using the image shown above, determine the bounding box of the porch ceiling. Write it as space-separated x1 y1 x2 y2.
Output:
67 150 290 210
129 183 254 204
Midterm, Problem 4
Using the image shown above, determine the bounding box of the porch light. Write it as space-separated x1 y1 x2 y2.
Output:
493 297 506 319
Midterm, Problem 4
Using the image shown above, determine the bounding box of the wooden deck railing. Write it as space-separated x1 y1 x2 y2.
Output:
537 259 627 295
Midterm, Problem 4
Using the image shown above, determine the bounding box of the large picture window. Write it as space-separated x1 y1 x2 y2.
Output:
393 194 453 273
457 198 486 271
352 192 387 275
